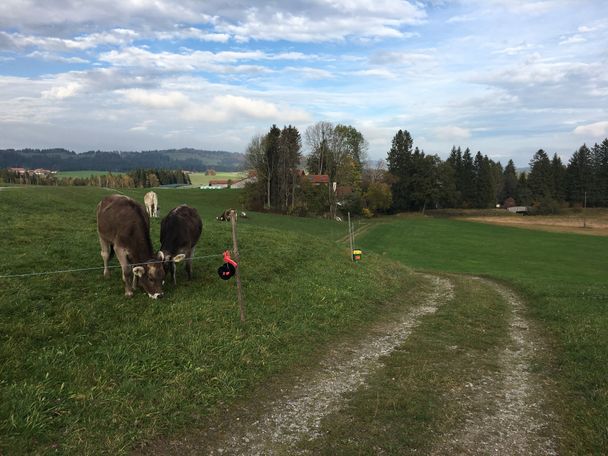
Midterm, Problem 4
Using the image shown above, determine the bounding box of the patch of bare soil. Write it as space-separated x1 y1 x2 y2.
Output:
462 215 608 236
430 278 558 456
142 274 454 455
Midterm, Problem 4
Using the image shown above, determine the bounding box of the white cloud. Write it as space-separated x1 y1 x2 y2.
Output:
355 68 398 79
183 94 311 123
0 29 138 52
216 1 426 42
120 89 189 109
41 82 83 99
573 121 608 137
98 47 318 73
129 120 154 131
27 51 89 64
435 126 471 140
559 35 586 46
285 67 334 80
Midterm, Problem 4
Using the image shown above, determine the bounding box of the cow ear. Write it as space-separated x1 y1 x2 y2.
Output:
133 266 145 277
157 251 165 261
173 253 186 263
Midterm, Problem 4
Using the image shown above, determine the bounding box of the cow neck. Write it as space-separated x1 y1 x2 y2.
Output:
128 232 157 265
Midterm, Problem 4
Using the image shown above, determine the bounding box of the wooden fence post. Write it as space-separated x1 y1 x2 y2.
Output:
230 210 246 322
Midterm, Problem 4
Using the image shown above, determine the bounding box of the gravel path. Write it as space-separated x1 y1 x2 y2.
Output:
210 274 454 455
430 278 557 455
142 275 557 456
145 274 454 455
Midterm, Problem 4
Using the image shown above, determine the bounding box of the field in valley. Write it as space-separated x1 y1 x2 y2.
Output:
458 208 608 237
187 171 247 187
55 170 125 178
1 188 607 454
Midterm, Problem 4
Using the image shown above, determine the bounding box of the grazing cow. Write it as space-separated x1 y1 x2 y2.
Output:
160 205 202 284
216 208 234 221
97 194 166 298
144 191 159 218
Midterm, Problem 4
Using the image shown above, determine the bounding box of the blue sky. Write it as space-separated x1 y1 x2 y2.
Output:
0 0 606 166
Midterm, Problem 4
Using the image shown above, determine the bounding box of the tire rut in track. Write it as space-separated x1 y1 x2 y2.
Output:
430 278 557 456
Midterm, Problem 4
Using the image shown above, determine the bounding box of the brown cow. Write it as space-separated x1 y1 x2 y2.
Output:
96 194 166 298
160 205 202 284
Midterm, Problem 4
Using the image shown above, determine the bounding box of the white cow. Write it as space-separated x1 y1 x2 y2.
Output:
144 191 159 218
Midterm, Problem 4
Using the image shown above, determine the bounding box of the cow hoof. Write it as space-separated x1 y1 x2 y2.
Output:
125 290 134 298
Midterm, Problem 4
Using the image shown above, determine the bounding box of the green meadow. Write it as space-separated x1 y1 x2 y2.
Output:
0 186 419 454
0 186 606 454
357 216 608 454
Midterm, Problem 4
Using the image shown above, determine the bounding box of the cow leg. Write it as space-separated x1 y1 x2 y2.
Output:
99 237 112 278
115 248 134 297
171 261 177 285
186 248 194 280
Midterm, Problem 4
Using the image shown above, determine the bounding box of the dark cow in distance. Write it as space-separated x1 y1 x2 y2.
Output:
97 194 167 299
216 209 234 221
160 205 202 284
216 209 247 221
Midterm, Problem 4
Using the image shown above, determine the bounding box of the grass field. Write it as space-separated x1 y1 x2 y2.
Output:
357 216 608 454
0 186 420 454
187 171 246 187
2 187 607 454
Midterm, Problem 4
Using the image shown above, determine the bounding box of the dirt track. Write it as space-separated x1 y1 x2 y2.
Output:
140 275 556 455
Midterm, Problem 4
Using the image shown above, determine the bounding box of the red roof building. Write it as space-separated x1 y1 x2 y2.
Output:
307 174 329 185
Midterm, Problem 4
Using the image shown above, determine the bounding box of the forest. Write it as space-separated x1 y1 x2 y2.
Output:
243 123 608 217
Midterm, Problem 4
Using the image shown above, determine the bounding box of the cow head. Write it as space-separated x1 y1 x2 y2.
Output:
160 252 186 285
132 252 168 299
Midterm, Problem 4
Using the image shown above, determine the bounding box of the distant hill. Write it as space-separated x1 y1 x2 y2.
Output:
0 148 246 172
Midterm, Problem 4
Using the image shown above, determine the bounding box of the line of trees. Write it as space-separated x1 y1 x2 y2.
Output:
243 123 608 217
0 168 191 188
387 131 608 213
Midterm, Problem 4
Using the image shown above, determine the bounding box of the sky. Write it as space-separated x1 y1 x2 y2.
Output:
0 0 607 167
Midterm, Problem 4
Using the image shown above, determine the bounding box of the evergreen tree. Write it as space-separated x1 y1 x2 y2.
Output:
516 172 532 206
386 129 413 211
591 139 608 206
278 125 302 211
446 146 463 206
528 149 553 202
473 152 496 208
500 159 518 203
264 125 281 209
460 148 475 207
550 153 566 203
566 144 592 205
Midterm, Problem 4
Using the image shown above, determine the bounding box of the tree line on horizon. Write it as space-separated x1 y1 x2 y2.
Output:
0 168 191 188
0 148 244 172
244 123 608 217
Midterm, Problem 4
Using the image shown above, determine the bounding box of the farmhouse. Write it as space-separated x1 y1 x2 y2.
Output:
207 179 230 189
307 174 329 185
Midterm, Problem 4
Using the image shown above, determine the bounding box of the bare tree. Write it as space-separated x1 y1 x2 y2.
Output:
305 121 334 175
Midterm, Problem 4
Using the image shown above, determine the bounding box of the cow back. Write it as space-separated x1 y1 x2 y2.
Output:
97 195 154 261
160 205 203 253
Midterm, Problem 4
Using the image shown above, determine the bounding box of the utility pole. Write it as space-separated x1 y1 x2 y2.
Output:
583 191 587 228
